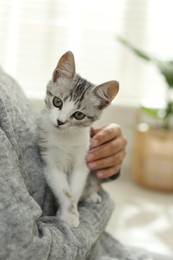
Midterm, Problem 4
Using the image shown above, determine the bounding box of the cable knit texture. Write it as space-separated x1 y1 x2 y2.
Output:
0 67 170 260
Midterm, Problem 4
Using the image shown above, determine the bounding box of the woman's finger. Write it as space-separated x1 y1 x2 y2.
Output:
96 164 122 179
90 124 121 148
87 150 125 170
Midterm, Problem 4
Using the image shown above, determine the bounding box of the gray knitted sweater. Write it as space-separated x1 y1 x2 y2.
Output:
0 68 169 260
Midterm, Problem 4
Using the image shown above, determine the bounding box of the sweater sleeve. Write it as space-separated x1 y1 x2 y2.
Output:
0 127 114 260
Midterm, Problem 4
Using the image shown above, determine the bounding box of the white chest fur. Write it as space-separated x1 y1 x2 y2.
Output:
39 119 91 227
46 126 90 173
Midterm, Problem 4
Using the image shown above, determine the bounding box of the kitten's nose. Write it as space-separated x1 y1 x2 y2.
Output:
57 119 65 126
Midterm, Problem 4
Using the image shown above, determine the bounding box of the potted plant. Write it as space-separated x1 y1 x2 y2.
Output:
117 36 173 191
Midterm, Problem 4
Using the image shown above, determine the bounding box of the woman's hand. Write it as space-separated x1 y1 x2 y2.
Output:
86 124 127 179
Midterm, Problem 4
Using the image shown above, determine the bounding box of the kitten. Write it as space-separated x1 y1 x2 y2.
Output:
37 51 119 227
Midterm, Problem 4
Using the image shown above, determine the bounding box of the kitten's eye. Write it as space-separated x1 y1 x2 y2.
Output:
53 97 63 109
73 111 86 120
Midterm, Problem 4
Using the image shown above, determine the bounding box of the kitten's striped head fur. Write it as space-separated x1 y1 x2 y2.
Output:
45 51 119 130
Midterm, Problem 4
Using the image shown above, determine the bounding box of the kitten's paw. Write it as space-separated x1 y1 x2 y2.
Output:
57 211 80 228
86 192 102 204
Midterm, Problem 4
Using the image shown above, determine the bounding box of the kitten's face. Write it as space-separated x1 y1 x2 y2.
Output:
45 51 119 130
46 75 106 130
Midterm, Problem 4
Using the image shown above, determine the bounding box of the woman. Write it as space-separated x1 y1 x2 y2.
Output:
0 67 171 260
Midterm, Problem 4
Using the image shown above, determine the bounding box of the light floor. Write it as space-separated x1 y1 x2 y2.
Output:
103 173 173 258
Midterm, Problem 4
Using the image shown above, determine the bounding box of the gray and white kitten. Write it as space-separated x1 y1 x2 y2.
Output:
37 51 119 227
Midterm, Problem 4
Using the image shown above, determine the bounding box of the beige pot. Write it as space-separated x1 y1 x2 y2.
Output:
131 128 173 191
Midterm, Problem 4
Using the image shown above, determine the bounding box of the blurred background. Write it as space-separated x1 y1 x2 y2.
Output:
0 0 173 257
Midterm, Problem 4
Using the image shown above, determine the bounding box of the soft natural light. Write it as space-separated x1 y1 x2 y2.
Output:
4 0 21 74
0 0 173 106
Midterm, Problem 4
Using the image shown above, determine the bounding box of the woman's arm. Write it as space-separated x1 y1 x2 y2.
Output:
0 128 114 260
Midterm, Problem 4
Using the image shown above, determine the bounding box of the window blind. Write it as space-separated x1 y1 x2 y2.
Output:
0 0 173 106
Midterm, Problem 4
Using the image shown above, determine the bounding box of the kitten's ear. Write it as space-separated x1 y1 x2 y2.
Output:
94 80 119 110
52 51 76 82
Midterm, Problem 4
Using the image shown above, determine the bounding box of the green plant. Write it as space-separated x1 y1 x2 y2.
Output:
117 36 173 129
